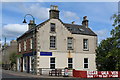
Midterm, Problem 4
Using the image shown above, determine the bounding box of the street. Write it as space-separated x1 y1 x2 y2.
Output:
1 69 120 80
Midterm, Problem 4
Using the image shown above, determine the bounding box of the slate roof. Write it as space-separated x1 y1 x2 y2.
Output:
63 23 97 36
17 19 97 40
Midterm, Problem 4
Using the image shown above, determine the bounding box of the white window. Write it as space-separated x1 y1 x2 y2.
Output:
67 37 73 50
50 23 56 32
31 56 34 71
50 36 56 48
68 58 73 69
50 57 55 69
24 41 26 51
18 43 21 52
84 58 88 68
83 39 88 50
30 38 33 49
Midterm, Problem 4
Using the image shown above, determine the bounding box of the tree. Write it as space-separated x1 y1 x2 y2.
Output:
9 52 17 70
96 13 120 71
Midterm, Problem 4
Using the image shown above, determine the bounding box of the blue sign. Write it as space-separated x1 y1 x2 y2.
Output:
40 52 52 56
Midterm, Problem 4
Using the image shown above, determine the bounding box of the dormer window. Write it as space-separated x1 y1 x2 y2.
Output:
50 23 56 32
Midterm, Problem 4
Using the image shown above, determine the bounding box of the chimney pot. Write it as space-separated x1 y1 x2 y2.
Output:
28 20 36 30
83 16 87 20
30 20 34 24
72 21 75 24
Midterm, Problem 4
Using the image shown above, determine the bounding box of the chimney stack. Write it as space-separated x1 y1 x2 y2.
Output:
49 5 59 19
28 20 36 30
82 16 88 28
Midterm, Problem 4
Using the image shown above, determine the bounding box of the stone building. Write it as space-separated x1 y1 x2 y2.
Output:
2 40 17 69
17 5 97 75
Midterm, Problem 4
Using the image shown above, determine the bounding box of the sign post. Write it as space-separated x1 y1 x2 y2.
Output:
64 67 69 77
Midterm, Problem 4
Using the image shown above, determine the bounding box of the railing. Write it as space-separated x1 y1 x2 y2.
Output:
38 68 73 76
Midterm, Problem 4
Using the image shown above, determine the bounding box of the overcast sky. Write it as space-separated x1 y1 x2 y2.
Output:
1 2 118 44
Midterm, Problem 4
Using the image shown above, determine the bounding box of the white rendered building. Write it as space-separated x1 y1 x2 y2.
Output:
17 5 97 75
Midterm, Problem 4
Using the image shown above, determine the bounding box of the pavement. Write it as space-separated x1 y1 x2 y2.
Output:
2 69 73 78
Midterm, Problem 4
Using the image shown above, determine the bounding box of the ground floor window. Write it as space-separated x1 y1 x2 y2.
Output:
50 57 55 69
24 57 27 71
31 56 35 71
84 58 88 68
68 58 73 69
17 58 21 71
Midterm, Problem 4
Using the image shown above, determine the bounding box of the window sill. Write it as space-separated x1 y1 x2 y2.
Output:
49 47 57 50
83 49 89 51
67 48 74 50
50 31 56 34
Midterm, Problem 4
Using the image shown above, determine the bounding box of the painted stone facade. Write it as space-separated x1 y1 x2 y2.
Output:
17 5 97 75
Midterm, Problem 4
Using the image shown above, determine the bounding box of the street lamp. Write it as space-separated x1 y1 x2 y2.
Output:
22 14 36 74
23 14 35 23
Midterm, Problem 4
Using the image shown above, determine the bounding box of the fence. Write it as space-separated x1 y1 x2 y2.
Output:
38 68 73 76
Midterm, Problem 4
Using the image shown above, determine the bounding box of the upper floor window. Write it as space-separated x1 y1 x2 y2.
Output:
50 23 56 32
67 37 73 50
50 36 56 49
24 41 26 51
83 39 88 50
30 38 33 49
68 58 73 69
18 43 21 52
84 58 88 68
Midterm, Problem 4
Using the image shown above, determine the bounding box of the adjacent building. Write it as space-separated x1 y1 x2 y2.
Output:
17 5 97 75
2 40 17 69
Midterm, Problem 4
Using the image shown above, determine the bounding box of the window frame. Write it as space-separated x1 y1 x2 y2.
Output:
18 43 21 52
50 57 55 69
50 36 56 49
67 37 73 50
68 58 73 69
50 23 56 33
83 39 89 50
24 40 26 51
30 38 33 49
84 58 89 69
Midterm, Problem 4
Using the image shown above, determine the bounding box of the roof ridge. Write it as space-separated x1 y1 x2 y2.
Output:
63 23 83 26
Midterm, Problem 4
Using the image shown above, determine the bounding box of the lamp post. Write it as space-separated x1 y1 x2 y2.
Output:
22 14 36 74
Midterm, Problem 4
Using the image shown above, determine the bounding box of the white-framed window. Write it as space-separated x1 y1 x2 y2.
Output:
30 38 33 49
83 39 88 50
18 43 21 52
31 56 34 71
50 36 56 49
68 58 73 69
50 23 56 32
67 37 73 50
50 57 55 69
84 58 88 68
24 41 26 51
